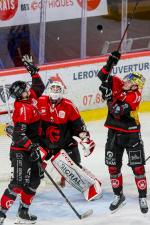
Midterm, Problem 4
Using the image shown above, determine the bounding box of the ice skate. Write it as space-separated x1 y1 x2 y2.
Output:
139 197 148 214
109 194 126 213
15 205 37 224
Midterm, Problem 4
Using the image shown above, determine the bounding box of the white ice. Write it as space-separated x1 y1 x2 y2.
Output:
0 113 150 225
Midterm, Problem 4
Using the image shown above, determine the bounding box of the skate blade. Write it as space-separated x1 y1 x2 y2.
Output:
14 217 36 224
111 201 126 214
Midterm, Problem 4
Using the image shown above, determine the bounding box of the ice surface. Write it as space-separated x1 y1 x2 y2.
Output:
1 113 150 225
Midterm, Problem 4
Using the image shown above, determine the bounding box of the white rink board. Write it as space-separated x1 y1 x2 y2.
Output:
0 51 150 119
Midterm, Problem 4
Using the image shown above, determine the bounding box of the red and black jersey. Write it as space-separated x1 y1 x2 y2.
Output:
11 73 45 151
38 96 87 150
98 66 141 132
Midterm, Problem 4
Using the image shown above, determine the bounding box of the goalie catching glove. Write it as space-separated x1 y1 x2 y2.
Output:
79 132 95 157
22 55 39 76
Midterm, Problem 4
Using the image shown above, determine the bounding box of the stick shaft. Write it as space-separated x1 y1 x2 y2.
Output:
117 0 140 51
39 163 82 219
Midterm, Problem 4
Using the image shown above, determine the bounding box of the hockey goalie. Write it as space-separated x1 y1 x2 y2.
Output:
38 79 102 201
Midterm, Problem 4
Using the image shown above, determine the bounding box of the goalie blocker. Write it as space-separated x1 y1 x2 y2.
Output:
51 149 102 201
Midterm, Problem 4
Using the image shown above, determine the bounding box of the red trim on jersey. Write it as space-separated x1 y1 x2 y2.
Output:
101 67 109 75
105 125 140 133
32 73 40 78
10 147 29 151
24 140 32 148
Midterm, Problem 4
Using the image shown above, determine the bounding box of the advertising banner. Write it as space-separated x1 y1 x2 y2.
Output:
0 51 150 118
0 0 108 27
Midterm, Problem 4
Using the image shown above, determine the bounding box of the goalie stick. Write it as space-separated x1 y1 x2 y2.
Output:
38 162 93 219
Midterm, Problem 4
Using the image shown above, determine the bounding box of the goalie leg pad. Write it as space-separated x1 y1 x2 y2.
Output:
81 166 102 201
51 150 102 201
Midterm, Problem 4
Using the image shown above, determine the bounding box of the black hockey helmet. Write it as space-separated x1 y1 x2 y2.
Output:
9 81 27 99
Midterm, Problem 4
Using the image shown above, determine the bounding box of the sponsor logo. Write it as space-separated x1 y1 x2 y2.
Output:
20 3 29 11
111 178 120 188
61 151 74 166
77 0 101 11
61 162 81 185
59 110 65 118
137 179 147 190
112 62 150 75
0 0 18 20
107 151 113 158
105 159 116 166
129 150 142 165
73 69 98 80
31 0 73 10
6 199 14 209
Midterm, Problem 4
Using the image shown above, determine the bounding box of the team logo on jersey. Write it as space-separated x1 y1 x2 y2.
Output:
46 126 60 143
59 110 65 118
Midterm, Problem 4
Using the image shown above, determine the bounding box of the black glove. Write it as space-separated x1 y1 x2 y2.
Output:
106 51 121 69
22 55 39 76
108 102 123 119
28 143 41 162
99 82 112 101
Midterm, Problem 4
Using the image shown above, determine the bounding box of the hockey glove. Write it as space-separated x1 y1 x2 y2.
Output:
22 55 39 76
106 51 121 70
108 102 131 119
99 82 112 101
79 132 95 157
28 143 41 162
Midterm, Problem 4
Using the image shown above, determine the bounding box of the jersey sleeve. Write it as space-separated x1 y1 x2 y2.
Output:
12 122 32 149
13 102 31 124
123 92 141 110
68 102 81 121
30 73 45 98
67 101 88 136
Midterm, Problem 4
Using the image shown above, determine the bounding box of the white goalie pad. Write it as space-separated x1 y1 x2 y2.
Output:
51 149 102 201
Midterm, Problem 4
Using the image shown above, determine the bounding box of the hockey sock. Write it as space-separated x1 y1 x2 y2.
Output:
0 188 17 210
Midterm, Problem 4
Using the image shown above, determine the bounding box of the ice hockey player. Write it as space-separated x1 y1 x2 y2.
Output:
38 79 102 201
0 55 45 225
98 51 148 213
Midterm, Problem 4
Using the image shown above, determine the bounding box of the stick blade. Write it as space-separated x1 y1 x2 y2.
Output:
80 209 93 219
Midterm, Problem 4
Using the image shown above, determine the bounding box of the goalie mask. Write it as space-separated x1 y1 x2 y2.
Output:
123 72 145 89
47 81 64 102
9 81 27 100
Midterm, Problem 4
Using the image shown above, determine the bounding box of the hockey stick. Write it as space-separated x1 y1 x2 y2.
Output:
145 156 150 162
2 83 13 124
117 0 140 51
38 163 93 219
